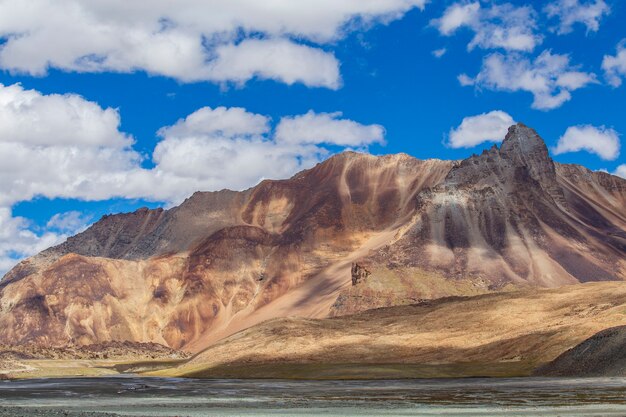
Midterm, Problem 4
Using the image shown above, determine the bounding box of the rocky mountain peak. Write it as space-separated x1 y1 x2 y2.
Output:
500 123 547 155
500 123 554 176
444 123 565 206
499 122 565 205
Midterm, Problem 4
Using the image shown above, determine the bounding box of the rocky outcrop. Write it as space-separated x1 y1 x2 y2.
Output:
534 326 626 377
351 263 370 285
1 123 625 351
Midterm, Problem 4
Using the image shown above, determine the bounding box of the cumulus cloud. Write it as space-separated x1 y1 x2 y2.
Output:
46 211 92 234
544 0 610 34
0 84 387 274
460 51 596 110
206 39 341 89
447 110 515 148
0 83 141 207
0 208 69 276
146 108 386 201
0 82 137 275
432 2 480 36
553 125 620 160
602 41 626 87
0 0 428 88
149 107 311 199
275 111 385 147
431 2 542 52
0 83 386 205
157 106 269 139
614 165 626 178
0 84 131 148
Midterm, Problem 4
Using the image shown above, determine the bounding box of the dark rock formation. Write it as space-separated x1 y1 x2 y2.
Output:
534 326 626 377
351 263 370 285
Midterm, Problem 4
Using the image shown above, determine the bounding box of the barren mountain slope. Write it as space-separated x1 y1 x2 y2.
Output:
157 282 626 379
332 124 626 314
0 153 451 350
0 123 625 351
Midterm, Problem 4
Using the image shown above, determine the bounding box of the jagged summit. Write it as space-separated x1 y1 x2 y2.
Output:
0 124 625 350
500 123 563 201
500 123 554 170
444 122 565 206
501 123 547 153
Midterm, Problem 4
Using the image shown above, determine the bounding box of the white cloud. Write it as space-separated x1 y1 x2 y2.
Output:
0 83 142 207
146 108 386 202
148 107 313 199
0 84 388 274
614 165 626 178
206 39 341 89
447 110 515 148
433 2 480 36
602 40 626 87
544 0 610 34
0 84 131 148
0 0 428 88
0 85 386 205
431 2 542 52
157 106 269 139
460 51 596 110
553 125 620 160
275 111 385 147
432 48 447 58
46 211 91 234
0 208 68 276
1 209 90 276
0 82 136 274
457 73 474 86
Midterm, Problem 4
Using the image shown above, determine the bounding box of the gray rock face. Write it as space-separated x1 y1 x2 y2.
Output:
500 123 566 206
45 189 249 261
534 326 626 377
445 123 565 206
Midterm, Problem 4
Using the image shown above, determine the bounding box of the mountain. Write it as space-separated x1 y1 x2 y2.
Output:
334 124 626 314
1 123 625 352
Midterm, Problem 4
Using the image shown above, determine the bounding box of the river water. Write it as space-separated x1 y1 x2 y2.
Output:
1 377 626 416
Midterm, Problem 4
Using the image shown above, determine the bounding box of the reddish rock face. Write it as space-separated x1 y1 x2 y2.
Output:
1 124 625 350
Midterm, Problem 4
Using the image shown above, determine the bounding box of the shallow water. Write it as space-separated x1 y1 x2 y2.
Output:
1 377 626 416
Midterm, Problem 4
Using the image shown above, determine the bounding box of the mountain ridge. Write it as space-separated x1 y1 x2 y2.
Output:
1 123 625 352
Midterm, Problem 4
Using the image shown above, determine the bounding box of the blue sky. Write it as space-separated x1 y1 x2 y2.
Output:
0 0 625 274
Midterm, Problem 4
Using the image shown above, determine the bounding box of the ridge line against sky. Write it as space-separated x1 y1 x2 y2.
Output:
0 0 625 274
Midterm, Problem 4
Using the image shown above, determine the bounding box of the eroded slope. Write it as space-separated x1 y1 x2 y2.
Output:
332 124 626 315
160 281 626 379
1 153 450 350
1 123 625 351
